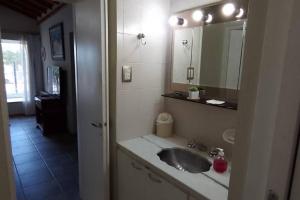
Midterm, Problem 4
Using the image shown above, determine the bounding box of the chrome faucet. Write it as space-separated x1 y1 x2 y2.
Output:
187 139 208 152
187 139 224 158
208 147 224 158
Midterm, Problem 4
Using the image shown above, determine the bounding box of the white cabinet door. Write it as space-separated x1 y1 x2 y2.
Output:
145 170 188 200
118 150 147 200
118 150 188 200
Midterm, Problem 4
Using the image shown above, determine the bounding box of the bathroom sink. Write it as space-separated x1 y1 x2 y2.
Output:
157 148 211 173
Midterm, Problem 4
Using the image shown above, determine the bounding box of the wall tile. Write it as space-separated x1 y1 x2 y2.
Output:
123 0 142 34
123 33 141 63
117 0 124 33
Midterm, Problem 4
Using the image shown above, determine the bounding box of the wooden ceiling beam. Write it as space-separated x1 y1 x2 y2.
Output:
23 0 49 13
0 2 36 18
1 0 42 17
38 3 65 23
7 0 44 16
35 0 56 8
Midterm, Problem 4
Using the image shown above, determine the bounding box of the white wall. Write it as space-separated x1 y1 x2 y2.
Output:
116 0 170 141
165 98 237 158
40 5 76 134
170 0 221 13
0 5 39 33
229 0 300 199
0 6 40 116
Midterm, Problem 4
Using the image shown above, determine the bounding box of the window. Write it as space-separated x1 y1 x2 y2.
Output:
1 39 27 102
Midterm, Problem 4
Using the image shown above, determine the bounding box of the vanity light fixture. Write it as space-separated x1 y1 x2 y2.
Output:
182 19 188 26
192 10 204 22
168 16 178 26
205 14 213 23
235 8 245 18
168 16 185 26
222 3 236 17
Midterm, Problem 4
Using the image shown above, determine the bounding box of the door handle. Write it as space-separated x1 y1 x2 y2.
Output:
90 122 105 128
148 173 162 184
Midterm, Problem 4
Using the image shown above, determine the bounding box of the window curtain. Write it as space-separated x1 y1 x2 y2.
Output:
21 35 41 115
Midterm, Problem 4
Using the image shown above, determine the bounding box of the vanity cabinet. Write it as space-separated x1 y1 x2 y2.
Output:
118 150 188 200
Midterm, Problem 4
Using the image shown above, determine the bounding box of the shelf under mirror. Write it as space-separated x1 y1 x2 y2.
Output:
162 92 238 110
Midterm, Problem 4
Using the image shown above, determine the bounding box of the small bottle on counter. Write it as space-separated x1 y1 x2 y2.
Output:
213 148 228 173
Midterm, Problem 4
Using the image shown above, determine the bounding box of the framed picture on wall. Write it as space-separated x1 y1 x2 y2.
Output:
49 23 65 60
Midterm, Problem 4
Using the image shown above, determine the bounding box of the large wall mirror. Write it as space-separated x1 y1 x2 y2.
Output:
170 2 248 105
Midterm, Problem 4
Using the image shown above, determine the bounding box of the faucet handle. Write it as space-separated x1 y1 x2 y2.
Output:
187 139 208 152
187 139 196 149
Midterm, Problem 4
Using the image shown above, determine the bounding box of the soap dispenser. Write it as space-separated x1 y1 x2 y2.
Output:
213 148 228 173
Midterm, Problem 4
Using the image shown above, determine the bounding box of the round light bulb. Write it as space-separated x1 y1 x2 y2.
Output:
222 3 236 17
236 8 245 18
192 10 204 22
205 14 213 23
183 19 188 26
168 16 178 26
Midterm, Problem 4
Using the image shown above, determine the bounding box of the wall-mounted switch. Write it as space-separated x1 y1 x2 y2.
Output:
122 65 132 82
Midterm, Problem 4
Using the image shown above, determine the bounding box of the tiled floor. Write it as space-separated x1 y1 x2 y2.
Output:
9 117 80 200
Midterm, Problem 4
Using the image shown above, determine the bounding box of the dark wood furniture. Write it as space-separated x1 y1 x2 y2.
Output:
35 95 66 135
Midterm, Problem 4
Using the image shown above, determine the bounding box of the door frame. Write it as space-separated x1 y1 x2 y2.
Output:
72 0 110 199
229 0 300 199
0 27 17 200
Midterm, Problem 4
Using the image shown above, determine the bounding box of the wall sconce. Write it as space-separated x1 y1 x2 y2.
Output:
137 33 146 46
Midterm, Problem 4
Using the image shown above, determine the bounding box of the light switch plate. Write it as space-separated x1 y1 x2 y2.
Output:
122 65 132 82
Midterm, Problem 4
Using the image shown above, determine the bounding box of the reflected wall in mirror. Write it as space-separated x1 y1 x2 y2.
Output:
172 26 203 85
200 20 245 90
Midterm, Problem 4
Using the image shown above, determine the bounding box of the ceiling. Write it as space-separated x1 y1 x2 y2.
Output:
0 0 65 21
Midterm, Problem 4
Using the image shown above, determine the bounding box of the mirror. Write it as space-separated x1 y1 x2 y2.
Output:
172 20 246 90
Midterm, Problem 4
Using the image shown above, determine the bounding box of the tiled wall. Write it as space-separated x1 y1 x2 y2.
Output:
116 0 171 141
165 98 237 158
116 0 238 158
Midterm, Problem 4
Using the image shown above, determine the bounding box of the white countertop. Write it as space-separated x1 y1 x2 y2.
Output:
118 134 230 200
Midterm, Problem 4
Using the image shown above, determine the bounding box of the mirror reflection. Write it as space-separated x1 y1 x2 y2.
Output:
172 18 246 91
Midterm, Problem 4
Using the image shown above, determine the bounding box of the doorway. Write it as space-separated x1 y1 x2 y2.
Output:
0 0 109 199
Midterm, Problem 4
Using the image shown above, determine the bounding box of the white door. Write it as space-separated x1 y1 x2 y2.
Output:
145 169 187 200
117 150 147 200
74 0 109 199
117 150 187 200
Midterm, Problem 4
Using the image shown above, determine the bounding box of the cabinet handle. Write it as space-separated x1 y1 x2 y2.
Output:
148 173 162 184
131 162 142 170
